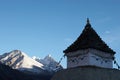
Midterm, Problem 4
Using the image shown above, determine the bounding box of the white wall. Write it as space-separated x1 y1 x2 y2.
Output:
67 54 89 68
89 53 113 68
66 49 113 68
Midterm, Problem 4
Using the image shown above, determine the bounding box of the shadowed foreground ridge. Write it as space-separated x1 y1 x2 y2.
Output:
0 63 53 80
0 63 30 80
51 66 120 80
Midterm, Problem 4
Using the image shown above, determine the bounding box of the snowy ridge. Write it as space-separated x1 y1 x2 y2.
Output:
0 50 63 73
0 50 44 73
32 54 63 71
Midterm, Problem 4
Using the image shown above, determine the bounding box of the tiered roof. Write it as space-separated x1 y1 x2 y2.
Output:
63 19 115 54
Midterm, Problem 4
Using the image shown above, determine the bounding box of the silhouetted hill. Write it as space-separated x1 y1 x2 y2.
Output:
0 63 30 80
0 63 53 80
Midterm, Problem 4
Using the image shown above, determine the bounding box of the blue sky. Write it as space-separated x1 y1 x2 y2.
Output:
0 0 120 68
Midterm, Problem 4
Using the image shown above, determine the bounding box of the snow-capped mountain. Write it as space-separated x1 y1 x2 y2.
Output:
0 50 63 74
32 54 63 72
0 50 44 73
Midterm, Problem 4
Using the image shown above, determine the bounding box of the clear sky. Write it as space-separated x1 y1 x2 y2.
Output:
0 0 120 68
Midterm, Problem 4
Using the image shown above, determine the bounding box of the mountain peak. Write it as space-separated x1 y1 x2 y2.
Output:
0 50 63 73
0 50 44 73
33 54 63 72
12 50 21 52
46 54 51 58
44 54 53 61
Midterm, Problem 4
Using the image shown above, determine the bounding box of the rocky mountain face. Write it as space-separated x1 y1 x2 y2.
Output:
0 50 45 73
0 50 63 80
32 54 63 72
0 50 63 74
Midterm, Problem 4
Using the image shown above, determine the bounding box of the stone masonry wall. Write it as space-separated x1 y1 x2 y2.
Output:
51 66 120 80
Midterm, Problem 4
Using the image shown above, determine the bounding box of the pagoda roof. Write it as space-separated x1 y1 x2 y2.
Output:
63 19 115 54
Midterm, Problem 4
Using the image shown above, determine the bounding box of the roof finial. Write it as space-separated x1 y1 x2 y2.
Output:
85 18 91 28
87 18 90 24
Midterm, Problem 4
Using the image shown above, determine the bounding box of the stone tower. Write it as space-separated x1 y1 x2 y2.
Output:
63 19 115 68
